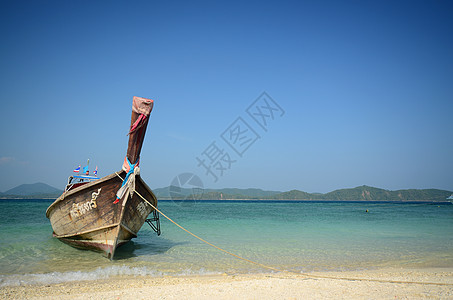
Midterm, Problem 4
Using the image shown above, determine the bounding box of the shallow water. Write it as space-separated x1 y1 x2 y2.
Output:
1 199 452 286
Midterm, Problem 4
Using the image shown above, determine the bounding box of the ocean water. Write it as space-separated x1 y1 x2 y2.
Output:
1 199 452 286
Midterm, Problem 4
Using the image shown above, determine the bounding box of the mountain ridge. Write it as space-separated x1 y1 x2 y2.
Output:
1 183 452 201
271 185 452 201
1 183 63 199
154 185 453 202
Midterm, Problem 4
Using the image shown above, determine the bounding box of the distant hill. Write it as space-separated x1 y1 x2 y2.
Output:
153 187 280 200
1 183 62 199
271 185 452 201
155 185 452 201
204 188 280 199
2 183 451 201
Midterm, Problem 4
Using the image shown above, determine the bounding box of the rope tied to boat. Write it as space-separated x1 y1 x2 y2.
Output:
112 175 453 287
114 157 140 204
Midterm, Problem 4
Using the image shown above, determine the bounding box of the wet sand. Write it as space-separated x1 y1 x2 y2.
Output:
1 268 452 299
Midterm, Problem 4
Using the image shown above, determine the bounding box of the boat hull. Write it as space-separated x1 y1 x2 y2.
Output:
46 171 157 259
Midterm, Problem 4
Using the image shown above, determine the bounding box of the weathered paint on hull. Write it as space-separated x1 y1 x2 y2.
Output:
55 224 121 258
46 170 157 259
56 226 134 258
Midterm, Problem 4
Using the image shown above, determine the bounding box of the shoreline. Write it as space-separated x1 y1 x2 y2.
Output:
2 198 452 203
2 268 452 299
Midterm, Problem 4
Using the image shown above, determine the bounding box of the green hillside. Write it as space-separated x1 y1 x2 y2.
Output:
272 185 452 201
153 185 451 201
2 182 451 201
1 183 62 199
153 186 280 200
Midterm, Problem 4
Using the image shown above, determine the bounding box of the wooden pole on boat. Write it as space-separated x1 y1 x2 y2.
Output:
114 96 154 204
126 96 154 165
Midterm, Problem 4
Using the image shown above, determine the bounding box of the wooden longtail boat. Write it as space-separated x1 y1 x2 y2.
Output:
46 96 160 259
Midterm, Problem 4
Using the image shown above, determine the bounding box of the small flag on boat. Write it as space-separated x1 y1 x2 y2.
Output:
83 165 89 174
73 165 81 173
94 166 98 176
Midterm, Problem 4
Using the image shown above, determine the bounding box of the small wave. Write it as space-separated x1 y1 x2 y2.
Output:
0 266 158 287
0 265 222 287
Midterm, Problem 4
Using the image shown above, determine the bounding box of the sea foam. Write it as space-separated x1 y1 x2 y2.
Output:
0 265 222 287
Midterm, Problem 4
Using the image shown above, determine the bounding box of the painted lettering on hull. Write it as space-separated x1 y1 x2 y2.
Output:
69 188 102 219
137 201 149 218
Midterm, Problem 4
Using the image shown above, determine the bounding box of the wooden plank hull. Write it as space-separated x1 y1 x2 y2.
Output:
46 171 157 259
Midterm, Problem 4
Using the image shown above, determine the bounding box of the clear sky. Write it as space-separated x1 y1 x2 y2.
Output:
1 0 452 193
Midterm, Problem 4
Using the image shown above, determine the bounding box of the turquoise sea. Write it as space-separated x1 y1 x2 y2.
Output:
1 199 452 287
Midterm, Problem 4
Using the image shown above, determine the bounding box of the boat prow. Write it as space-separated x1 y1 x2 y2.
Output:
46 171 158 259
46 96 160 259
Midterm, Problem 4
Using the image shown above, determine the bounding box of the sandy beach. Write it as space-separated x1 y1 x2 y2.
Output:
2 268 452 299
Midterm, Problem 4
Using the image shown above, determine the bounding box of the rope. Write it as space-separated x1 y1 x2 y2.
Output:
136 191 283 272
123 182 453 287
115 158 139 203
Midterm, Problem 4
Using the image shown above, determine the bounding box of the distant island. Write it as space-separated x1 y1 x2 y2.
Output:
0 183 63 199
154 185 452 202
1 183 452 202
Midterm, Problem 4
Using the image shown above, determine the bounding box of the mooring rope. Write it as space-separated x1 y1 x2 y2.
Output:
124 183 452 286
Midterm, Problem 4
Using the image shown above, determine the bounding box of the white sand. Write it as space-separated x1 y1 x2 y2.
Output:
1 268 452 299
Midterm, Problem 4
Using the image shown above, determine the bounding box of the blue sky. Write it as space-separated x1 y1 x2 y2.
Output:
1 0 452 193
